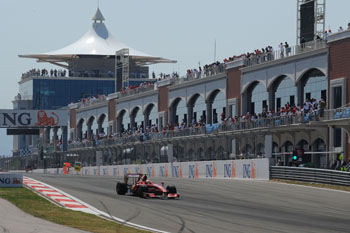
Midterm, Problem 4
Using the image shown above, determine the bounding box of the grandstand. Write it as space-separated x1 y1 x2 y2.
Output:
3 2 350 172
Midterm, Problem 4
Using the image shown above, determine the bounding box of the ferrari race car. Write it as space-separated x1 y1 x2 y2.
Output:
116 173 180 199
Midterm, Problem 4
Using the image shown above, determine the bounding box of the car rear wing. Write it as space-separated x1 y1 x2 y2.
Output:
125 173 142 178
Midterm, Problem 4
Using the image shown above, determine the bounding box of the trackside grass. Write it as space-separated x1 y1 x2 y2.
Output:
0 188 148 233
272 179 350 192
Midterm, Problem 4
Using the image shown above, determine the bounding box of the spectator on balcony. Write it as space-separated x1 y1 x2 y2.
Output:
300 37 306 50
347 23 350 30
311 98 318 109
319 97 326 117
338 26 344 32
323 31 328 41
279 43 285 58
284 42 291 56
316 34 321 40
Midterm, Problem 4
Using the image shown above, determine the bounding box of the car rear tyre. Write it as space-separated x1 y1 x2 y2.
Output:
116 182 127 195
138 185 148 198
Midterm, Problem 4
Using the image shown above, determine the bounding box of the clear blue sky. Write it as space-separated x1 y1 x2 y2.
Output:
1 0 350 156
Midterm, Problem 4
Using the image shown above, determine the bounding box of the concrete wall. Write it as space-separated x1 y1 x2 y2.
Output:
169 76 226 106
35 158 270 180
241 52 328 94
116 94 158 116
76 105 108 122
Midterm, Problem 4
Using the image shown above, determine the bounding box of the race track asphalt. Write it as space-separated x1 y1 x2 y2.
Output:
25 173 350 233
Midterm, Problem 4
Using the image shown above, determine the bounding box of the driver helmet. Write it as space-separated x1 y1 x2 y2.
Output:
142 174 147 181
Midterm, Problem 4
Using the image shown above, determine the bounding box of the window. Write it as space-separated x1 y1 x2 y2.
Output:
250 102 255 114
213 109 218 123
306 92 311 101
275 77 297 109
251 83 268 114
32 79 115 110
303 70 327 102
262 100 267 110
276 98 281 110
333 86 342 108
290 96 295 106
334 128 342 147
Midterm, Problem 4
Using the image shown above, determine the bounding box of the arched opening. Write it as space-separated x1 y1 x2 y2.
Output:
86 116 95 139
117 109 128 133
273 142 280 153
169 98 186 126
297 139 310 163
272 142 282 165
245 144 253 158
297 139 309 151
206 147 214 160
209 89 226 124
144 103 158 128
177 146 184 162
256 143 265 157
188 94 206 125
312 138 327 168
283 141 294 165
216 146 225 160
271 76 297 111
97 114 107 135
76 119 85 140
196 147 204 161
244 81 268 114
187 148 195 161
130 106 142 130
298 68 327 106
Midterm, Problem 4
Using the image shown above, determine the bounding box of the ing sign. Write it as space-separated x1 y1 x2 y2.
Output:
0 110 68 128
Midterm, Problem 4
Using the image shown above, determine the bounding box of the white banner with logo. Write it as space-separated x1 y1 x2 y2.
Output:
37 159 269 180
0 110 68 128
0 174 23 187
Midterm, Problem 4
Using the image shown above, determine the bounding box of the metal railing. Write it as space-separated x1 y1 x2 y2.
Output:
21 70 116 80
155 63 225 87
244 40 327 67
117 83 156 98
70 84 155 109
270 166 350 186
68 112 323 150
324 108 350 121
69 95 107 108
219 114 315 132
172 63 225 85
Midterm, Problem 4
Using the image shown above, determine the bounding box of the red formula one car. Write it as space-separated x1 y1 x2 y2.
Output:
116 173 180 199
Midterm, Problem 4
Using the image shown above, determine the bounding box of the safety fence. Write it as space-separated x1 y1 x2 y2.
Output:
270 166 350 186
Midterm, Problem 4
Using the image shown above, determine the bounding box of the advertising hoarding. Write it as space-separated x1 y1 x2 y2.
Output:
0 174 23 188
0 110 68 128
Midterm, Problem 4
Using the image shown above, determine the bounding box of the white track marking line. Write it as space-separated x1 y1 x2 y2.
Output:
267 180 350 194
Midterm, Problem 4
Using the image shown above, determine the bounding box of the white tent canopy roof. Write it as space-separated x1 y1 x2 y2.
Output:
19 8 176 65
